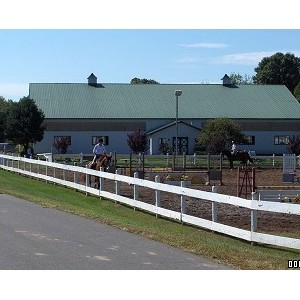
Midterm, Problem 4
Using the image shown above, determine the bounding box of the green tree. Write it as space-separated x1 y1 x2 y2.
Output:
52 136 70 154
294 83 300 102
253 52 300 93
130 77 159 84
5 96 45 156
229 73 254 84
287 135 300 156
127 129 148 154
197 118 244 154
0 96 12 111
0 96 13 142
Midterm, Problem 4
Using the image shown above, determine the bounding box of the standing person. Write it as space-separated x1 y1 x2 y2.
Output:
27 147 32 158
92 138 107 166
231 141 237 155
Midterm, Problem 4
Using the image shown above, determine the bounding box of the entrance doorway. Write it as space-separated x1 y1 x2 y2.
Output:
173 137 188 155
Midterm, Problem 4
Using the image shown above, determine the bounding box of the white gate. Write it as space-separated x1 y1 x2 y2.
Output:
283 154 296 182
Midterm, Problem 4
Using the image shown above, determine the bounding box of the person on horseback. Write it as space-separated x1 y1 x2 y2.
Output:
92 138 107 167
231 141 237 155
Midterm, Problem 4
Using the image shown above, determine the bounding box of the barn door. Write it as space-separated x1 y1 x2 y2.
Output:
173 137 188 155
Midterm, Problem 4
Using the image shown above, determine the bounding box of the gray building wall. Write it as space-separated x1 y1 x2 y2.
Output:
33 118 300 155
34 131 132 155
240 130 300 155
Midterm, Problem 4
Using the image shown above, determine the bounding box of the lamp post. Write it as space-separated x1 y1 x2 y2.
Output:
175 90 182 159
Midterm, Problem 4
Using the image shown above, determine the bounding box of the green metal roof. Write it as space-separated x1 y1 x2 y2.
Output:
29 83 300 120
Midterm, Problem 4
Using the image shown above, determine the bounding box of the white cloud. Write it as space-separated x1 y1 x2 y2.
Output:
213 50 300 66
180 42 229 49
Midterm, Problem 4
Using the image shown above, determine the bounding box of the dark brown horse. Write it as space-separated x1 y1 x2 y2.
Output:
221 149 254 169
86 155 113 189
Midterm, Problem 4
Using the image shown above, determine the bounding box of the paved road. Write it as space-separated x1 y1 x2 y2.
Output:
0 194 234 270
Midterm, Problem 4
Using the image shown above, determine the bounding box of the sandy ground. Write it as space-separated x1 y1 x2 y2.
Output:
108 167 299 237
65 166 300 238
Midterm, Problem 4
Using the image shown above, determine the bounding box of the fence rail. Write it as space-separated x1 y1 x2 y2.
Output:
5 151 300 169
1 154 300 250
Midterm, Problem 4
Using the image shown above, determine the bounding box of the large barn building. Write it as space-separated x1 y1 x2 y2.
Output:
29 73 300 155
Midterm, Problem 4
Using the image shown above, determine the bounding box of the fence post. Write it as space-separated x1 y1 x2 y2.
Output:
73 162 77 184
251 191 258 246
172 153 175 170
115 169 121 196
53 160 56 180
212 186 218 223
85 165 89 196
99 167 104 194
166 153 169 168
155 175 161 218
63 162 66 181
180 181 186 223
37 156 40 176
133 171 139 210
29 158 32 177
45 160 48 183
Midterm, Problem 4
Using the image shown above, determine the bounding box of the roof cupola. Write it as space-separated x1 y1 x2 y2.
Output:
87 73 97 86
221 74 231 86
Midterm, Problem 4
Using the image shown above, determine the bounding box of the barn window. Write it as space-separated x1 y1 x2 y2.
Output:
274 135 290 145
92 136 109 145
242 135 255 145
158 138 166 145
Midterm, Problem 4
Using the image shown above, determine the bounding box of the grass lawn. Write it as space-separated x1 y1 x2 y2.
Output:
0 169 299 270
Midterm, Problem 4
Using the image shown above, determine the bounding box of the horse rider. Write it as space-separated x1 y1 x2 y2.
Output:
231 141 237 155
92 138 107 167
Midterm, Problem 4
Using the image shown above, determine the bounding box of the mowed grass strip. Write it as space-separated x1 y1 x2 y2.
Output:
0 169 299 270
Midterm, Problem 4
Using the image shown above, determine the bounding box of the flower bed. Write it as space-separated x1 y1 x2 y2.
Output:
163 174 206 186
281 196 300 203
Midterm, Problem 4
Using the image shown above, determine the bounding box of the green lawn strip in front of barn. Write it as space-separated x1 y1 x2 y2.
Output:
0 169 299 270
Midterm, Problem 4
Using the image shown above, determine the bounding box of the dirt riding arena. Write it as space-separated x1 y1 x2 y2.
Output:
81 166 300 239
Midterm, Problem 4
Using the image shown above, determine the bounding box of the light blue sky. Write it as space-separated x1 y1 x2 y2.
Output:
1 1 300 101
1 29 300 101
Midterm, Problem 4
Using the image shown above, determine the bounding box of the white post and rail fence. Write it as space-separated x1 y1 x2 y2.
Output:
0 154 299 251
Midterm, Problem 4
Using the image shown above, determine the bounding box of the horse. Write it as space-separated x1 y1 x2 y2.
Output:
221 149 254 169
86 155 113 189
